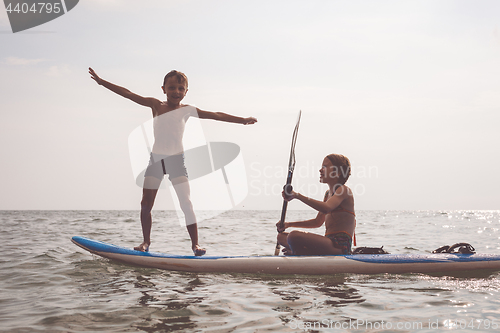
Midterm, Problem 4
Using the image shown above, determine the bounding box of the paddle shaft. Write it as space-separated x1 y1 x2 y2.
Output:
274 174 293 255
279 174 293 225
274 111 301 255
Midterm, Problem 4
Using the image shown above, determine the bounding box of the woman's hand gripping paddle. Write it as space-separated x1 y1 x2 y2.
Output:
274 111 301 255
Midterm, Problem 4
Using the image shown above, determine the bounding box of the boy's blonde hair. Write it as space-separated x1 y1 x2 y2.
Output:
163 70 188 88
326 154 351 184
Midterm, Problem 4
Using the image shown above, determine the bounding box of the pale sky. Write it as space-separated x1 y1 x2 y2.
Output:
1 0 499 211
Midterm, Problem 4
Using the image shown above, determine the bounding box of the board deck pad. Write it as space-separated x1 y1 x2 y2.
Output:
72 236 500 275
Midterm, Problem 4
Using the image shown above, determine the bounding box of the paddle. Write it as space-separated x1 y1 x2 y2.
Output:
274 110 302 255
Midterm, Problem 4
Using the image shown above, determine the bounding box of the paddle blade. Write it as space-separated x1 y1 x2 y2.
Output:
288 110 301 174
274 243 281 256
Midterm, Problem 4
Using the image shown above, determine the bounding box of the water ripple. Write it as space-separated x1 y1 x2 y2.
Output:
1 210 499 332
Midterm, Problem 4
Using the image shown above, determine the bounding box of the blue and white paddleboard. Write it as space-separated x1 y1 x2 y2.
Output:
72 236 500 275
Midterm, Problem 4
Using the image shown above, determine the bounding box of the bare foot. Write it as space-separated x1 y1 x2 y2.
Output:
193 245 206 256
134 242 150 252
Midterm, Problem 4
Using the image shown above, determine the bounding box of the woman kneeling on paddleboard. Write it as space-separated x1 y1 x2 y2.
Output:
276 154 356 255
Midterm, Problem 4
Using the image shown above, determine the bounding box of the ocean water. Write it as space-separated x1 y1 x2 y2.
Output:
1 210 500 332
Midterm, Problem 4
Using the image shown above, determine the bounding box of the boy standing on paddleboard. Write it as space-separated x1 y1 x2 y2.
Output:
89 68 257 255
276 154 356 255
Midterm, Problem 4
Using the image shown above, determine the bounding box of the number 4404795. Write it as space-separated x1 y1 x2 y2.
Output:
6 2 62 14
444 319 498 330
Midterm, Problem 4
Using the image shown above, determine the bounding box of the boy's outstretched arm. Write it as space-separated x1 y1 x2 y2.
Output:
196 108 257 125
89 67 159 108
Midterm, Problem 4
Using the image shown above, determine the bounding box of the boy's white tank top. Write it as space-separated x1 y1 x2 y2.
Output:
151 105 197 156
